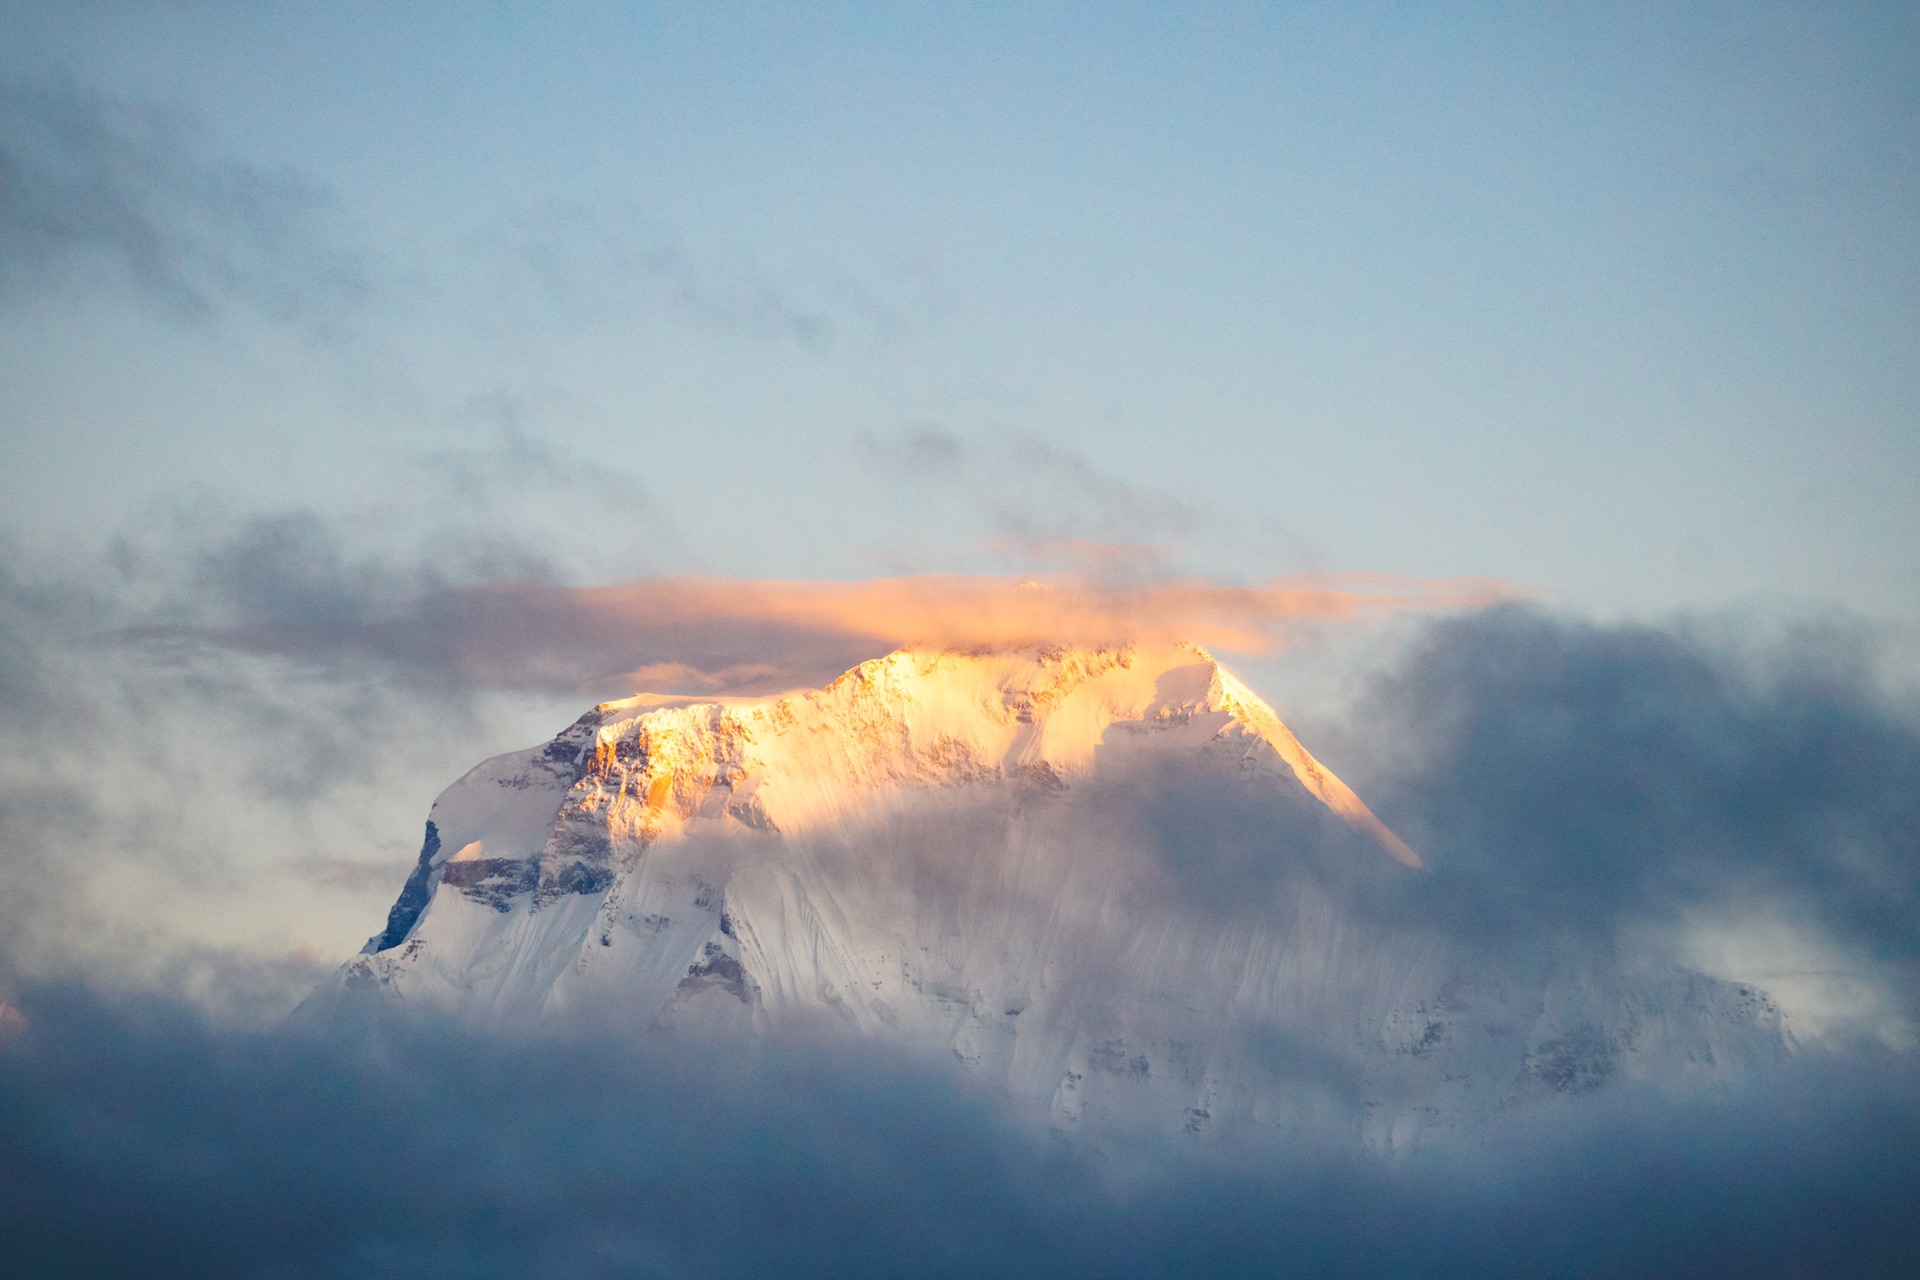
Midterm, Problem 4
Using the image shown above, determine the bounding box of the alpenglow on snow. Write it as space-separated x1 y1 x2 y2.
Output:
316 643 1790 1147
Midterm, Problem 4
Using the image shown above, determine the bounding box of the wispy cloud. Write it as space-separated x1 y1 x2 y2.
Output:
864 427 1198 575
487 201 849 351
0 76 375 336
0 78 921 370
0 494 1506 992
143 568 1515 697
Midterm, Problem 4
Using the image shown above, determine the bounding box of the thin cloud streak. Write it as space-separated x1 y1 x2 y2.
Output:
0 75 373 335
157 571 1519 696
495 202 838 350
862 427 1201 577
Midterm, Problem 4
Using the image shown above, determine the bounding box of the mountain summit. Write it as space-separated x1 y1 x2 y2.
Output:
324 643 1788 1146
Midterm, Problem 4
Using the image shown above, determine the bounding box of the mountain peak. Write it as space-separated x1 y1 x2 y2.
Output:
318 644 1797 1143
581 640 1415 866
318 641 1787 1145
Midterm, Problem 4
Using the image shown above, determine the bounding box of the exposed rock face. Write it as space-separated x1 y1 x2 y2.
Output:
318 643 1790 1146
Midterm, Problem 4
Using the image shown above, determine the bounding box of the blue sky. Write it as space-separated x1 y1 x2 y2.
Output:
3 2 1916 620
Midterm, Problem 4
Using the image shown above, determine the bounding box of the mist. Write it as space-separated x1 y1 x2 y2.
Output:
3 981 1916 1278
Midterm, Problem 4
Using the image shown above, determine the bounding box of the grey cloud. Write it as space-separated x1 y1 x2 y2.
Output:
822 603 1920 1037
74 512 1920 989
116 492 1481 703
0 407 689 997
124 517 876 698
23 501 1920 996
433 397 661 515
0 485 629 994
0 535 126 960
418 398 686 582
0 982 1916 1277
0 76 374 334
1340 606 1920 996
0 529 467 987
877 423 968 472
297 854 428 895
96 408 684 693
0 75 932 370
139 559 1495 704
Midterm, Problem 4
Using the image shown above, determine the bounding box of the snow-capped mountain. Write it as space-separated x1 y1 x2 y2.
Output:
320 643 1790 1146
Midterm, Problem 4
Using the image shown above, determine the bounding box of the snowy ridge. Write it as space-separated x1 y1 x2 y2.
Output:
318 642 1790 1145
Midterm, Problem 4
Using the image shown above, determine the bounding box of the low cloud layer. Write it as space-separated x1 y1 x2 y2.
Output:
1 985 1916 1278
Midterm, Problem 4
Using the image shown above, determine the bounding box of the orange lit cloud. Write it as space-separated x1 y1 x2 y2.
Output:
579 571 1509 655
194 571 1518 697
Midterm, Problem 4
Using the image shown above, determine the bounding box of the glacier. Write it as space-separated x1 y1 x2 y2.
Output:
315 642 1792 1147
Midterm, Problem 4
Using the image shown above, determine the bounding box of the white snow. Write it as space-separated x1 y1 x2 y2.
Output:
424 747 578 869
317 642 1793 1144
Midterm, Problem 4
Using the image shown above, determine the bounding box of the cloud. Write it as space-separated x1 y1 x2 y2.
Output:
13 502 1914 1014
0 982 1915 1278
864 427 1200 575
489 201 839 351
1342 604 1920 1036
0 505 585 998
0 75 374 334
483 204 955 355
149 568 1514 698
0 416 670 994
0 73 950 380
70 476 1506 706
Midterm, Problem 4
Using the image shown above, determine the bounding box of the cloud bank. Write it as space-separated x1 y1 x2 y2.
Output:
1 985 1915 1278
1348 605 1920 1043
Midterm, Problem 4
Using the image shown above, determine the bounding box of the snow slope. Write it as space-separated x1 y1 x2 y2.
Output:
318 643 1790 1145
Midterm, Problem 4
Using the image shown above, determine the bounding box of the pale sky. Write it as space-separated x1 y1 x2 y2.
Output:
3 2 1916 622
